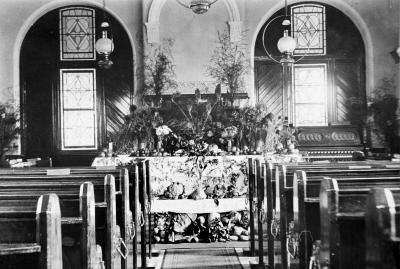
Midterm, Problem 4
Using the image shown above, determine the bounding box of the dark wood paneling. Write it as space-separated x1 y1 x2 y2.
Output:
255 62 283 116
334 59 365 123
20 10 58 158
104 79 131 135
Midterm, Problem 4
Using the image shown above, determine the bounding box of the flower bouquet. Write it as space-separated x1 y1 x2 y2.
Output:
156 125 172 151
221 126 238 152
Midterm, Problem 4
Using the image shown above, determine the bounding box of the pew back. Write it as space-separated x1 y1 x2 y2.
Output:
365 187 400 269
319 176 400 269
0 194 62 269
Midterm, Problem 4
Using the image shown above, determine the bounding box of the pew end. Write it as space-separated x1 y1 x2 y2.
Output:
0 193 62 269
365 187 400 269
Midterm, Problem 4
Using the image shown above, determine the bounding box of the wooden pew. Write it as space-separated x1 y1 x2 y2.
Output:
129 164 140 269
0 173 122 269
0 193 62 269
247 157 269 261
248 157 268 262
276 163 400 269
0 181 104 269
365 187 400 269
250 159 272 269
0 165 132 269
248 158 257 257
0 166 131 254
0 166 136 269
293 168 400 269
319 176 400 269
138 160 148 269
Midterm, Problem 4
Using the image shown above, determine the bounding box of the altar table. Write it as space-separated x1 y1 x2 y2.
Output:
92 155 263 213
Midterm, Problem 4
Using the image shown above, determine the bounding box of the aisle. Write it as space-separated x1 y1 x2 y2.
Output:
161 247 243 269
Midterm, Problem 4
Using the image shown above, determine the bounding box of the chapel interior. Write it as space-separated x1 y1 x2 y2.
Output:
0 0 400 269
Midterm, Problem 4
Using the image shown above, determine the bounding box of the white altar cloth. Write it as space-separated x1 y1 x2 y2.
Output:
151 198 248 213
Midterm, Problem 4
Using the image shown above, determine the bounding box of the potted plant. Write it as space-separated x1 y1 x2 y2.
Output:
110 104 163 154
206 30 249 106
144 38 177 105
367 77 399 151
0 102 19 166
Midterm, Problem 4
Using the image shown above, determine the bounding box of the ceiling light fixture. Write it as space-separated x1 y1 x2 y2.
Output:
176 0 219 15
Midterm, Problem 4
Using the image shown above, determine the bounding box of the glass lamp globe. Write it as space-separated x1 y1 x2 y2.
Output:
277 30 296 54
95 22 114 55
95 37 114 55
95 22 114 68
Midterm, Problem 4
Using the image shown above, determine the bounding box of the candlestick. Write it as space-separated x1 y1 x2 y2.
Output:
108 142 113 153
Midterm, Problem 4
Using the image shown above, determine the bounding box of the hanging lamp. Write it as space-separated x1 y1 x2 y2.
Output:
95 0 114 68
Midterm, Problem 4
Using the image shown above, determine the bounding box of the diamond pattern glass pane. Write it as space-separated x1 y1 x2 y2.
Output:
291 4 326 55
294 65 327 126
60 69 97 150
62 72 95 109
60 8 95 60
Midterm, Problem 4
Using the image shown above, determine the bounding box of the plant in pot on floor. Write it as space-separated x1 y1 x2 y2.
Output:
367 77 399 153
0 102 19 167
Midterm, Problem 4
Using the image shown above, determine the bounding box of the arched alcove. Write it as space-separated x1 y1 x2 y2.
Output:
20 5 134 166
159 0 229 89
253 2 366 127
145 0 243 94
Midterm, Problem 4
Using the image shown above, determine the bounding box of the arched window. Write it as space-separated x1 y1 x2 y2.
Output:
58 7 98 150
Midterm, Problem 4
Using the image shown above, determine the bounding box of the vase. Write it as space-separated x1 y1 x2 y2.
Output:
227 139 232 152
140 141 146 150
157 140 162 152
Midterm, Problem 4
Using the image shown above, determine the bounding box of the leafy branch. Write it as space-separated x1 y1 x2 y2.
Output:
206 30 249 105
144 39 177 97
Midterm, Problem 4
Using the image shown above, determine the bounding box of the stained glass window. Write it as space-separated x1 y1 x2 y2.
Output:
291 4 326 55
60 8 95 60
60 69 97 150
293 64 327 126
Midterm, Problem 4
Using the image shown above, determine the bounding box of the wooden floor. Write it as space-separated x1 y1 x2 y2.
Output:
128 241 273 269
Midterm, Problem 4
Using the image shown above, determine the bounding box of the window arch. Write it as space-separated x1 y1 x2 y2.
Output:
20 5 134 165
254 2 366 127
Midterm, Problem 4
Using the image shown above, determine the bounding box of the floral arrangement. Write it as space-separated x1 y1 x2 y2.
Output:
155 125 172 151
221 126 238 140
110 91 299 156
276 118 298 154
156 125 172 137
